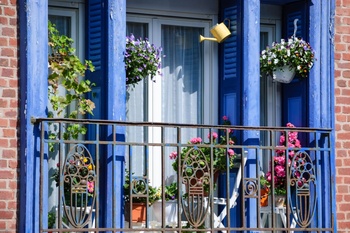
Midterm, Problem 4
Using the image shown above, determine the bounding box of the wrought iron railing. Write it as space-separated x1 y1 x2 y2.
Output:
34 118 334 232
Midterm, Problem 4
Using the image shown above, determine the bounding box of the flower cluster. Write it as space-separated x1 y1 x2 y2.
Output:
52 155 95 206
124 34 162 86
260 37 315 78
266 123 301 195
123 169 159 205
169 116 237 175
154 182 178 201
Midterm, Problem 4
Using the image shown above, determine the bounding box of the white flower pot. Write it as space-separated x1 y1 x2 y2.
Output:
152 200 179 225
275 195 286 207
272 65 296 83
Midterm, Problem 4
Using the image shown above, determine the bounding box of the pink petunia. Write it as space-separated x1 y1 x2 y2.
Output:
222 116 228 121
87 181 94 193
169 151 177 160
227 149 235 158
190 137 202 144
207 132 218 140
275 165 286 178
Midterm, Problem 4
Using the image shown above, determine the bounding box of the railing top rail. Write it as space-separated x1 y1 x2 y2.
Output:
31 117 332 133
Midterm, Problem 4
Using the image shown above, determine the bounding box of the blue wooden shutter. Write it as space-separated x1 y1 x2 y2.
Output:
282 1 309 127
86 0 106 120
219 0 242 127
218 0 242 228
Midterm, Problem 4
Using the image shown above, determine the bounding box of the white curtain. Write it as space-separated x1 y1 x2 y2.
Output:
126 22 204 183
161 25 203 126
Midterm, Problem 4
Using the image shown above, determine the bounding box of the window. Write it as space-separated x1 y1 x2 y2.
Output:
126 15 217 185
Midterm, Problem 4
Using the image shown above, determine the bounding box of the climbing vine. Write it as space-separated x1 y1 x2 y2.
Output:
48 21 95 146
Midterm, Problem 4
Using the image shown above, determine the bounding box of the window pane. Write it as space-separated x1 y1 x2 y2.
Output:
161 25 204 125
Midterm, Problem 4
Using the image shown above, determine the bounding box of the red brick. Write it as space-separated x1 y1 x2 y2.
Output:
342 70 350 78
7 201 16 210
336 43 347 51
3 7 15 17
0 160 7 168
0 0 9 5
9 18 16 26
0 210 14 219
9 80 17 88
8 160 17 169
338 212 346 220
9 58 17 67
2 89 15 98
0 99 8 108
0 170 15 179
8 180 17 189
0 119 8 127
337 79 347 87
1 48 14 57
0 190 14 200
338 221 350 229
3 129 15 138
8 119 16 128
9 99 17 107
9 139 17 147
0 139 9 147
0 180 6 189
0 221 6 230
5 110 16 118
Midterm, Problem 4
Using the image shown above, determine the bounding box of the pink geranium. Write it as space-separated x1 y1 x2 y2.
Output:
170 116 237 175
266 122 302 195
190 137 202 144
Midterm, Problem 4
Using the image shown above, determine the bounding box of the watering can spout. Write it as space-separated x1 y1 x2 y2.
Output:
199 20 231 43
199 35 218 42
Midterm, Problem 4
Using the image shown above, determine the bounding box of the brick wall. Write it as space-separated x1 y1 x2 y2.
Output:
0 0 19 232
335 0 350 232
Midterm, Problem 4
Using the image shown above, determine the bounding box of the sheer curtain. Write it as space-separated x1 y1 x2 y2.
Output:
126 23 148 176
126 22 205 183
161 25 203 126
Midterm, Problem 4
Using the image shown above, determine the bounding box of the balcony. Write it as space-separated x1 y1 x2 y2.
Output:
34 118 334 232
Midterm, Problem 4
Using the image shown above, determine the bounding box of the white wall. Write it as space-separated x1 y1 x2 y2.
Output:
127 0 218 17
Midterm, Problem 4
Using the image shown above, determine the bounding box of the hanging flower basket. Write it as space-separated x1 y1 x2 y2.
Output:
260 37 315 82
272 65 296 83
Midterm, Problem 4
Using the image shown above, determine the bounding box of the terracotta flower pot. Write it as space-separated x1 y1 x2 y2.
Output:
260 188 269 207
124 202 147 223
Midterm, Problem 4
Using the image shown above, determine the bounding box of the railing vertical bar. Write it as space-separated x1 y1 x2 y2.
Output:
161 125 165 228
95 123 100 232
176 126 181 231
112 123 116 229
39 121 45 232
58 122 64 230
270 129 276 233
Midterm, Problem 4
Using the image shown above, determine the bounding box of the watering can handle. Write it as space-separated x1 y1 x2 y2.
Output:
224 18 231 30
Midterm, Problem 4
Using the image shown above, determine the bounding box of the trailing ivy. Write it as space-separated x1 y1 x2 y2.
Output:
48 21 95 148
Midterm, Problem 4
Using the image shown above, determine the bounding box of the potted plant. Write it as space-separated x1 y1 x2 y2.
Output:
260 174 270 207
152 182 180 225
124 34 163 87
266 123 302 207
260 36 315 83
169 116 238 195
123 170 159 223
47 210 56 232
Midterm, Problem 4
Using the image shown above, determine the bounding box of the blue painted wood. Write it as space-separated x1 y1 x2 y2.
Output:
310 0 334 229
242 0 260 228
282 1 308 129
106 0 126 229
18 1 48 232
219 0 242 128
328 0 337 231
218 0 242 227
86 0 126 229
